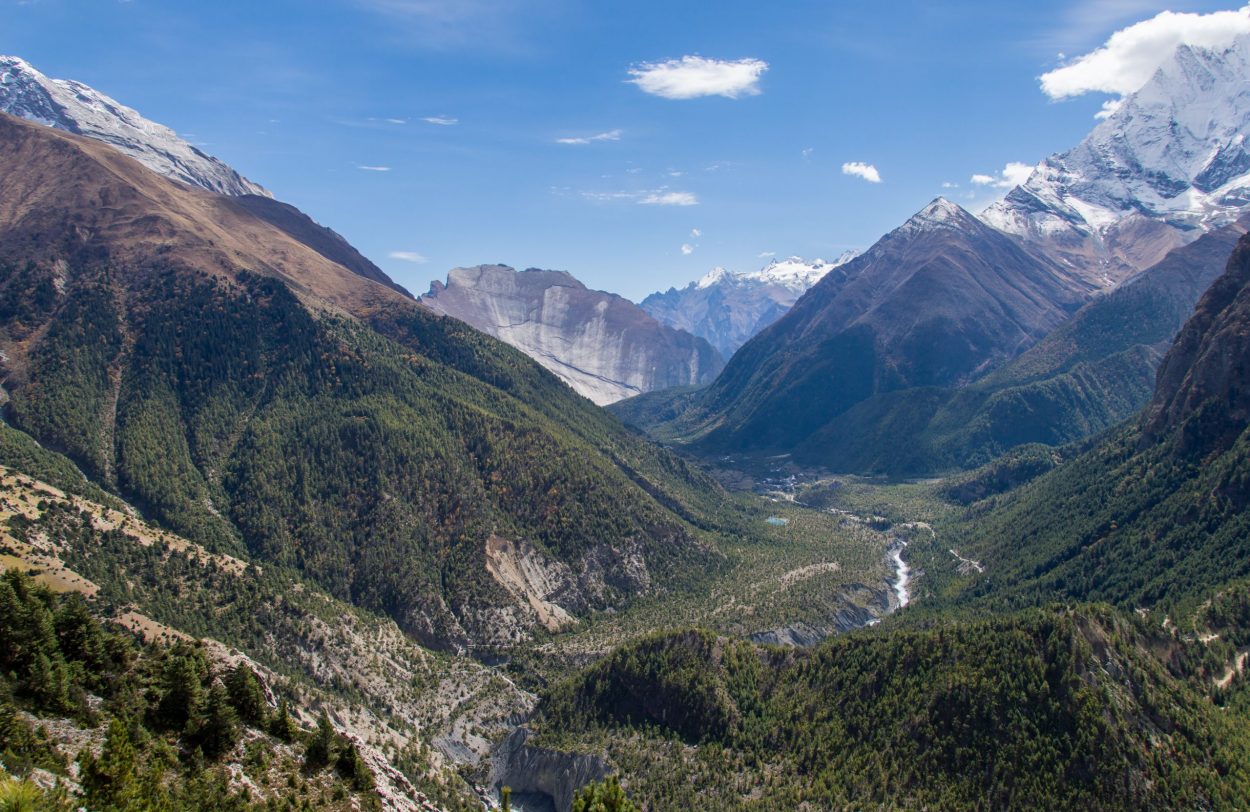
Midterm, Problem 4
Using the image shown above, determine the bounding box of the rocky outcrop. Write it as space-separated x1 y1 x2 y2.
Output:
488 728 611 812
420 265 724 405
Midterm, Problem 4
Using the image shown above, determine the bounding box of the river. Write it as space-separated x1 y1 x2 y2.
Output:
888 540 911 608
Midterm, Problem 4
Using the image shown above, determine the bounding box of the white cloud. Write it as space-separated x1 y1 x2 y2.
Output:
758 251 775 258
628 56 767 100
388 251 428 263
386 118 407 124
555 129 622 145
357 165 392 172
422 115 458 125
941 181 959 189
801 147 814 159
578 189 699 206
1040 6 1250 103
1094 98 1125 119
641 191 698 206
841 162 881 183
681 244 695 255
970 162 1034 189
690 228 702 237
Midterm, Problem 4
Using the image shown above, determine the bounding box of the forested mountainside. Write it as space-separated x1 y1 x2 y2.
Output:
0 112 740 653
933 230 1250 614
526 609 1250 810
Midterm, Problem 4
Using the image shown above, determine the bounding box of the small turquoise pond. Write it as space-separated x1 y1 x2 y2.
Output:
766 517 789 526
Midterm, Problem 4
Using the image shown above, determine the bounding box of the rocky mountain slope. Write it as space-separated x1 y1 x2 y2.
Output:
774 215 1249 474
632 198 1090 456
981 33 1250 287
0 111 736 654
0 55 268 197
420 265 723 405
640 253 856 358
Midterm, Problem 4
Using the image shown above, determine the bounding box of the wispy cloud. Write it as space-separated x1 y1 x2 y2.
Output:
970 162 1033 189
1039 5 1250 110
690 228 702 237
577 188 699 206
555 128 622 145
628 56 768 100
357 165 392 172
758 251 775 258
841 162 881 183
422 115 458 125
801 147 814 159
640 191 698 206
388 251 428 263
941 181 959 189
681 243 695 255
386 118 407 124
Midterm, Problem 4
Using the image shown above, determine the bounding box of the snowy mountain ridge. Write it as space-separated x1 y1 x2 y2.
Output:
643 252 858 358
0 55 269 198
981 33 1250 286
694 252 858 292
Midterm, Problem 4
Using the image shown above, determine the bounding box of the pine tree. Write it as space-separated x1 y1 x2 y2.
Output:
269 697 297 742
81 719 139 812
224 663 268 726
571 776 638 812
153 654 203 732
190 682 239 759
304 711 335 770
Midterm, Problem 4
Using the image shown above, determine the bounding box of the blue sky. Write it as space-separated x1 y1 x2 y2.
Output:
1 0 1241 300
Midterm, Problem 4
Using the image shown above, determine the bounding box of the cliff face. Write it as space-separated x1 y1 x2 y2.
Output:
488 728 611 812
421 265 724 405
1144 230 1250 454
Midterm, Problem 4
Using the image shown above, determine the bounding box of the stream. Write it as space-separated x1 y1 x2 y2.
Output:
888 540 911 608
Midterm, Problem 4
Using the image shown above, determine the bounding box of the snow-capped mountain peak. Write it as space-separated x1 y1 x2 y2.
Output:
642 251 859 358
0 55 269 198
696 266 731 289
980 33 1250 286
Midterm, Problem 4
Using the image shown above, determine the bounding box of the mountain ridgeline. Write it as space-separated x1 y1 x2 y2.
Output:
0 112 735 653
615 199 1092 462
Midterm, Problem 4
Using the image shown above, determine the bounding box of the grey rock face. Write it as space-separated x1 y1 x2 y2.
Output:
420 265 724 405
488 727 611 812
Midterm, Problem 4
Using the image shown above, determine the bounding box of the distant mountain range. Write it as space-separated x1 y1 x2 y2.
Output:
640 253 857 358
420 265 724 404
